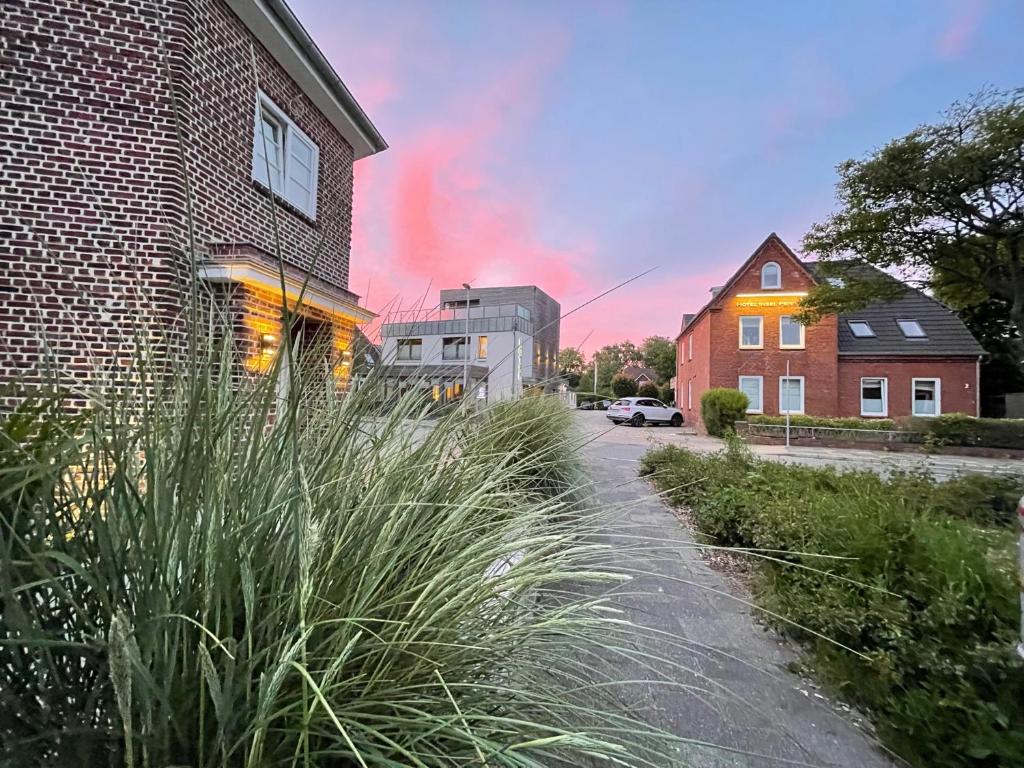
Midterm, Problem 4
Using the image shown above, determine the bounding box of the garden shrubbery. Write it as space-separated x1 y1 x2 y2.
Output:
907 412 1024 449
746 413 896 430
641 443 1024 768
611 373 638 398
637 382 660 398
700 387 748 436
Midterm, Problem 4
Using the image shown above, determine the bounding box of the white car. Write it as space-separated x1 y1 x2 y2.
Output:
607 397 683 427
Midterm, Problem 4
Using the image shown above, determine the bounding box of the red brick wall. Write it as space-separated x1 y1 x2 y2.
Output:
837 357 979 418
1 0 359 403
676 312 712 425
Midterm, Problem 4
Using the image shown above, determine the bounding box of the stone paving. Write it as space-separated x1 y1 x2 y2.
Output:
578 416 903 767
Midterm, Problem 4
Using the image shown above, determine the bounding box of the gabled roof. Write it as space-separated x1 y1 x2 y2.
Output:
675 233 813 340
621 365 657 382
802 262 984 357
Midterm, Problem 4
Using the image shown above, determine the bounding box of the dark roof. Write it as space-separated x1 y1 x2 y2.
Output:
621 365 657 381
802 261 984 357
680 313 695 332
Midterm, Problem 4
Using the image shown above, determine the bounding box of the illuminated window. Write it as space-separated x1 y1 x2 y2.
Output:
779 316 804 349
761 262 781 289
739 316 763 348
478 335 488 360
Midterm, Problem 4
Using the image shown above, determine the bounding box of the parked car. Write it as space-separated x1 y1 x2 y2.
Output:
593 399 612 410
607 397 683 427
576 401 594 410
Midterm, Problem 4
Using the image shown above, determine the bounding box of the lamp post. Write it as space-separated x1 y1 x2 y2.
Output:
462 282 471 399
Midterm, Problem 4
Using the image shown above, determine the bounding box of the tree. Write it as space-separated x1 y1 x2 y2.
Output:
589 341 643 394
611 374 638 398
637 382 659 398
799 89 1024 347
640 336 676 384
658 384 675 405
557 347 585 389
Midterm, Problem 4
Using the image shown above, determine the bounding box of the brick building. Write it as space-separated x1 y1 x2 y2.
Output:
1 0 386 403
675 234 984 430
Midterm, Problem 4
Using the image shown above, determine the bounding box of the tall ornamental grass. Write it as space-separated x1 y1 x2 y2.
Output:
0 345 682 767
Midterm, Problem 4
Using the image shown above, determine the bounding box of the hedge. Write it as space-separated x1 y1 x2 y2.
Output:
747 414 896 431
640 443 1024 768
907 413 1024 450
700 388 748 436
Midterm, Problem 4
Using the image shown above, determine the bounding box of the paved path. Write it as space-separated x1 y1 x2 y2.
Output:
575 410 1019 480
580 422 900 767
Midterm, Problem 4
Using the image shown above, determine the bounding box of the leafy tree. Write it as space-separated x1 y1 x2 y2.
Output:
588 341 643 394
611 374 638 398
557 347 585 389
637 382 660 398
799 88 1024 347
658 384 675 405
640 336 676 384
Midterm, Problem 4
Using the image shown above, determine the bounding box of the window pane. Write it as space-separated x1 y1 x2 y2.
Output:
739 377 761 411
898 319 926 338
780 378 803 413
442 336 467 360
848 321 874 338
861 378 884 414
740 317 761 346
478 335 488 359
780 316 802 346
761 263 780 288
914 380 937 415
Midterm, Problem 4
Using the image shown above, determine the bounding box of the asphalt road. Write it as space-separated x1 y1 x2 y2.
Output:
574 409 1020 480
576 417 901 767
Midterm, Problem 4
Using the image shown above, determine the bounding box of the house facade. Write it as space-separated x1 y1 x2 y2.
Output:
378 286 560 404
2 0 385 405
675 234 984 430
620 366 658 387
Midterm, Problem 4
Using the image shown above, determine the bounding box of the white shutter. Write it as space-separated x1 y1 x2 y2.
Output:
286 127 318 218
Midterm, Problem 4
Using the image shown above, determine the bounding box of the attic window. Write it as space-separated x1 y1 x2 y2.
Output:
761 262 781 289
897 319 927 338
848 320 875 338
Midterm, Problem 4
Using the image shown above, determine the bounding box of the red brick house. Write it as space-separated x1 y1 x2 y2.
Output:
1 0 386 404
675 234 984 431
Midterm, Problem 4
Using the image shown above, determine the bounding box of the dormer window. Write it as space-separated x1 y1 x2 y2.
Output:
761 262 781 290
848 320 875 338
897 319 926 338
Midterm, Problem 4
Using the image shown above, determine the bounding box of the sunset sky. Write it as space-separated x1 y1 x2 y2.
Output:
291 0 1022 354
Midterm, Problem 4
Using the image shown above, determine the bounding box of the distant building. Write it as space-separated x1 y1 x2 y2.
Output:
379 286 560 403
676 234 984 431
620 366 658 386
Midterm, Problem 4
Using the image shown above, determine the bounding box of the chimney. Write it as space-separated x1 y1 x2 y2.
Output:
710 286 723 298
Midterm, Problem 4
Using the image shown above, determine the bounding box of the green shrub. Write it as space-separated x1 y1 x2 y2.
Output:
611 373 638 398
637 382 659 398
700 388 748 436
658 384 675 405
747 414 896 430
907 413 1024 449
642 445 1024 768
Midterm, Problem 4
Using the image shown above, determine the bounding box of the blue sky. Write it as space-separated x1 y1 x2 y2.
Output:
290 0 1023 350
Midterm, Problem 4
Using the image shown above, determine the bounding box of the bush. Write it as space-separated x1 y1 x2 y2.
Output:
700 388 748 436
611 373 638 398
637 382 659 398
641 445 1024 768
907 413 1024 449
658 384 675 405
747 414 896 430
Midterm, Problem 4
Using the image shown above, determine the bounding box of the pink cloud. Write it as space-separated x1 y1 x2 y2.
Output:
937 0 988 59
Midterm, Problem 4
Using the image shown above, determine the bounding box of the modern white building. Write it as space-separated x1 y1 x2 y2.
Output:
378 286 560 404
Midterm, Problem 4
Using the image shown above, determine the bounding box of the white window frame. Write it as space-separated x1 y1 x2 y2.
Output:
778 376 805 414
859 376 888 417
738 316 763 349
688 334 693 361
847 320 875 338
911 378 941 417
761 261 781 290
252 91 320 219
687 379 692 410
738 375 763 414
779 316 805 349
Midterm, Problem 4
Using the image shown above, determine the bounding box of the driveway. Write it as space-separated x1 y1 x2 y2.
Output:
574 410 1019 479
577 417 900 767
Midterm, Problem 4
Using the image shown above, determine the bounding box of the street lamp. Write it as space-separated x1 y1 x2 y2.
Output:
462 282 471 398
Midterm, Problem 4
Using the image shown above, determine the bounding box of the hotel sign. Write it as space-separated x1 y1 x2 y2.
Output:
735 298 801 308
